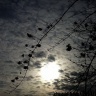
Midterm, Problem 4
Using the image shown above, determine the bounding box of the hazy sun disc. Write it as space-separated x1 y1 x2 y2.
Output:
40 62 60 82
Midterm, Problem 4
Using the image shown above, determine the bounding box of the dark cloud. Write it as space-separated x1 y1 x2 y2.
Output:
65 73 70 78
10 71 18 74
32 80 42 85
36 86 40 88
14 89 22 96
0 81 7 88
24 95 34 96
29 90 38 96
70 71 84 80
53 79 78 91
53 71 93 91
43 82 51 87
58 69 64 73
47 92 53 96
4 60 13 63
70 71 79 76
0 1 17 19
60 84 78 91
70 71 96 83
34 51 46 58
47 54 55 62
25 76 34 81
32 61 42 68
17 76 34 82
16 64 23 70
53 77 79 90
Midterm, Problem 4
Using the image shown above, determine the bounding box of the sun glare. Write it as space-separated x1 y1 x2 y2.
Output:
40 62 60 82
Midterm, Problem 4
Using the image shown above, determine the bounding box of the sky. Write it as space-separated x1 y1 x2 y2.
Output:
0 0 96 96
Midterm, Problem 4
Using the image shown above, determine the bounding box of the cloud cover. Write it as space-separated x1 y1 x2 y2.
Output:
0 0 96 96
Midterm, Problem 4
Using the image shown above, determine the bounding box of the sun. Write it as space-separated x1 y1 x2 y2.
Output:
40 62 60 82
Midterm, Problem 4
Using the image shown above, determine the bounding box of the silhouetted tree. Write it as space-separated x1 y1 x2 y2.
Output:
66 18 96 96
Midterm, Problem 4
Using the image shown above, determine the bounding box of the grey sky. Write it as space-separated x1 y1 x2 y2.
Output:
0 0 96 96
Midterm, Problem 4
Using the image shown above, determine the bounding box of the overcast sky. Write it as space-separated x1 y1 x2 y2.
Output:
0 0 96 96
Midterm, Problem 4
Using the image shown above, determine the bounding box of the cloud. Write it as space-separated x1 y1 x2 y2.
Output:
34 51 46 58
70 71 79 76
60 84 78 91
1 0 95 95
24 95 34 96
58 69 64 73
53 71 90 91
47 92 53 96
4 60 13 63
17 75 34 81
36 86 40 88
0 81 7 88
47 54 55 62
0 1 17 19
25 76 34 81
14 89 23 96
31 61 42 68
53 79 78 91
53 76 78 90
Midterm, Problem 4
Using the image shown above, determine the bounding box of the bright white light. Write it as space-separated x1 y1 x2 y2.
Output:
40 62 60 82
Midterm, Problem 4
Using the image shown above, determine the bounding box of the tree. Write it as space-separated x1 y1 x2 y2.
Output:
66 16 96 96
